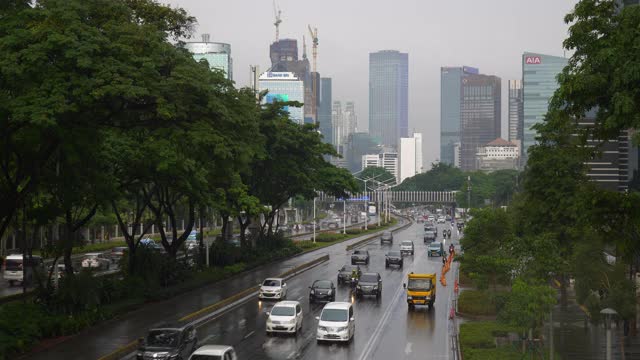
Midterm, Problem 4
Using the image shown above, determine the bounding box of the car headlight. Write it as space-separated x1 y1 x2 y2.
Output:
327 289 332 295
407 296 413 300
356 285 361 289
318 326 327 331
373 286 378 290
310 289 315 294
289 318 297 324
168 353 179 359
336 326 348 332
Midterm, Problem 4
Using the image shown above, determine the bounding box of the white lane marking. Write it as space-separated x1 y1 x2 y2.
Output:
405 342 413 355
358 284 404 360
243 330 255 339
297 296 304 301
200 334 218 343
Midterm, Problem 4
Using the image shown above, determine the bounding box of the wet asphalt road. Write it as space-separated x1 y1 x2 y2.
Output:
189 221 460 360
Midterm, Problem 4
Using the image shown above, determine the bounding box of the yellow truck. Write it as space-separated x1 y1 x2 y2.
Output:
403 272 436 310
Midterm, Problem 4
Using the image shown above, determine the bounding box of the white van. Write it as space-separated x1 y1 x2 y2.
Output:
3 254 44 286
316 302 355 343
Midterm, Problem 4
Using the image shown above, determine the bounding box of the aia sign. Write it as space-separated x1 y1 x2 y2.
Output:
525 56 542 65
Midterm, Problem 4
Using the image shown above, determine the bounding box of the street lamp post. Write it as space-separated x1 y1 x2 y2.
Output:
363 179 368 230
343 199 347 234
601 308 618 360
313 195 316 243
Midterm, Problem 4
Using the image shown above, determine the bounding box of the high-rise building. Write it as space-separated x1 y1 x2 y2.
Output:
362 154 380 170
344 102 357 136
460 74 501 171
258 72 304 123
346 133 380 173
522 52 568 161
369 50 408 148
269 39 318 123
379 151 399 183
184 34 233 80
440 66 479 165
332 101 344 151
399 133 423 183
318 78 332 144
508 80 524 143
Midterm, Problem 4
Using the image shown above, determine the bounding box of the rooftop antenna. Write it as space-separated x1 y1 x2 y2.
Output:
273 0 282 41
308 25 318 122
302 35 307 60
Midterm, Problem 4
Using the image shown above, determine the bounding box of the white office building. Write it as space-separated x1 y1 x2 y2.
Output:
399 133 423 183
476 138 520 172
258 72 304 123
361 152 399 184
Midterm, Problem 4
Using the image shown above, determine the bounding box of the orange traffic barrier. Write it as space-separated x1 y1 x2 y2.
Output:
440 273 447 286
454 279 459 294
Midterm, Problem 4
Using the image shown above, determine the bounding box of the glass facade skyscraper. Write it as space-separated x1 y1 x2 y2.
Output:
440 66 479 165
318 78 332 144
369 50 408 149
184 36 233 80
258 72 304 123
460 74 501 171
508 80 524 167
522 52 567 161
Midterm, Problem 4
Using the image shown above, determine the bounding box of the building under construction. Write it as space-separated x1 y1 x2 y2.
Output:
269 39 318 124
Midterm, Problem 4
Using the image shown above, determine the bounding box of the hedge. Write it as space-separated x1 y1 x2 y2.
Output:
458 290 508 316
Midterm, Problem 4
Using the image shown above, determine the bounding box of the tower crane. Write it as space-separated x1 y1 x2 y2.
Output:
308 25 318 122
273 1 282 41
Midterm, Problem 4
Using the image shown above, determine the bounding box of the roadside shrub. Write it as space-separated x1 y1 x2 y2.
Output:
315 233 348 242
458 290 510 316
459 321 520 349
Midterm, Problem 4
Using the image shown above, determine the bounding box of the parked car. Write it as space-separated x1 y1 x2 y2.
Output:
81 253 111 270
3 254 44 286
355 272 382 299
400 240 415 256
427 241 444 257
337 264 361 285
136 323 198 360
316 302 355 343
189 345 237 360
385 250 403 268
109 246 128 263
351 250 370 265
265 301 304 336
187 230 198 241
309 280 336 303
380 231 393 244
259 278 287 300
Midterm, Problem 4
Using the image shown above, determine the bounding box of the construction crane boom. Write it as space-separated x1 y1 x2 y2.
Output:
307 25 318 123
273 0 282 41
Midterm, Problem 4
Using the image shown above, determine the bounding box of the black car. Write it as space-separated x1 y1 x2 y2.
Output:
136 324 198 360
337 264 362 284
385 250 403 268
351 250 370 265
380 231 393 244
356 272 382 298
309 280 336 303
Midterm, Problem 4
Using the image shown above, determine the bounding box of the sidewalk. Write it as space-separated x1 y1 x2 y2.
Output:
22 220 404 360
550 286 640 359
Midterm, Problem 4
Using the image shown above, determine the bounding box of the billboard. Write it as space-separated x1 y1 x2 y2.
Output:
462 66 479 74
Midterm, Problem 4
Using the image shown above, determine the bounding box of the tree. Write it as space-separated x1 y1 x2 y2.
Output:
557 0 640 143
396 162 465 191
498 278 556 337
356 166 396 191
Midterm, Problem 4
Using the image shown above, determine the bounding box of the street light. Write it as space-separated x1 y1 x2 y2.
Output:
601 308 618 360
313 194 316 243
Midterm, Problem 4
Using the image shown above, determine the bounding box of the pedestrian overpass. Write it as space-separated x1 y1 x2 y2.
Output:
317 191 458 204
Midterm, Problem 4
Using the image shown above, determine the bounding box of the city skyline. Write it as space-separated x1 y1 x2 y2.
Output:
166 0 577 168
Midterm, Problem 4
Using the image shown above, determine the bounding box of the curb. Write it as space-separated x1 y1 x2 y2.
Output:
345 216 412 251
98 254 330 360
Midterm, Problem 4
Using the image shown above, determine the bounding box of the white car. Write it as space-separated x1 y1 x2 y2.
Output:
437 216 446 224
259 278 287 300
81 253 111 270
189 345 237 360
316 302 355 343
266 301 303 336
400 240 415 256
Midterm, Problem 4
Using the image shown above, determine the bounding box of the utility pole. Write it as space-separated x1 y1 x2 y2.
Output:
343 199 347 234
313 195 316 243
364 179 368 230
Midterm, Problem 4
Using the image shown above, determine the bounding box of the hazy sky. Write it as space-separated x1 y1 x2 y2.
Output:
165 0 578 169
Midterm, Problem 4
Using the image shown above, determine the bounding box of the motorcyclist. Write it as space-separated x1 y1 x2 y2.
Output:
350 267 360 286
449 244 455 256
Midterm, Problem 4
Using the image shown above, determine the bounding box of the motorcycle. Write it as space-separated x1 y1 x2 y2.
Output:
350 276 358 289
